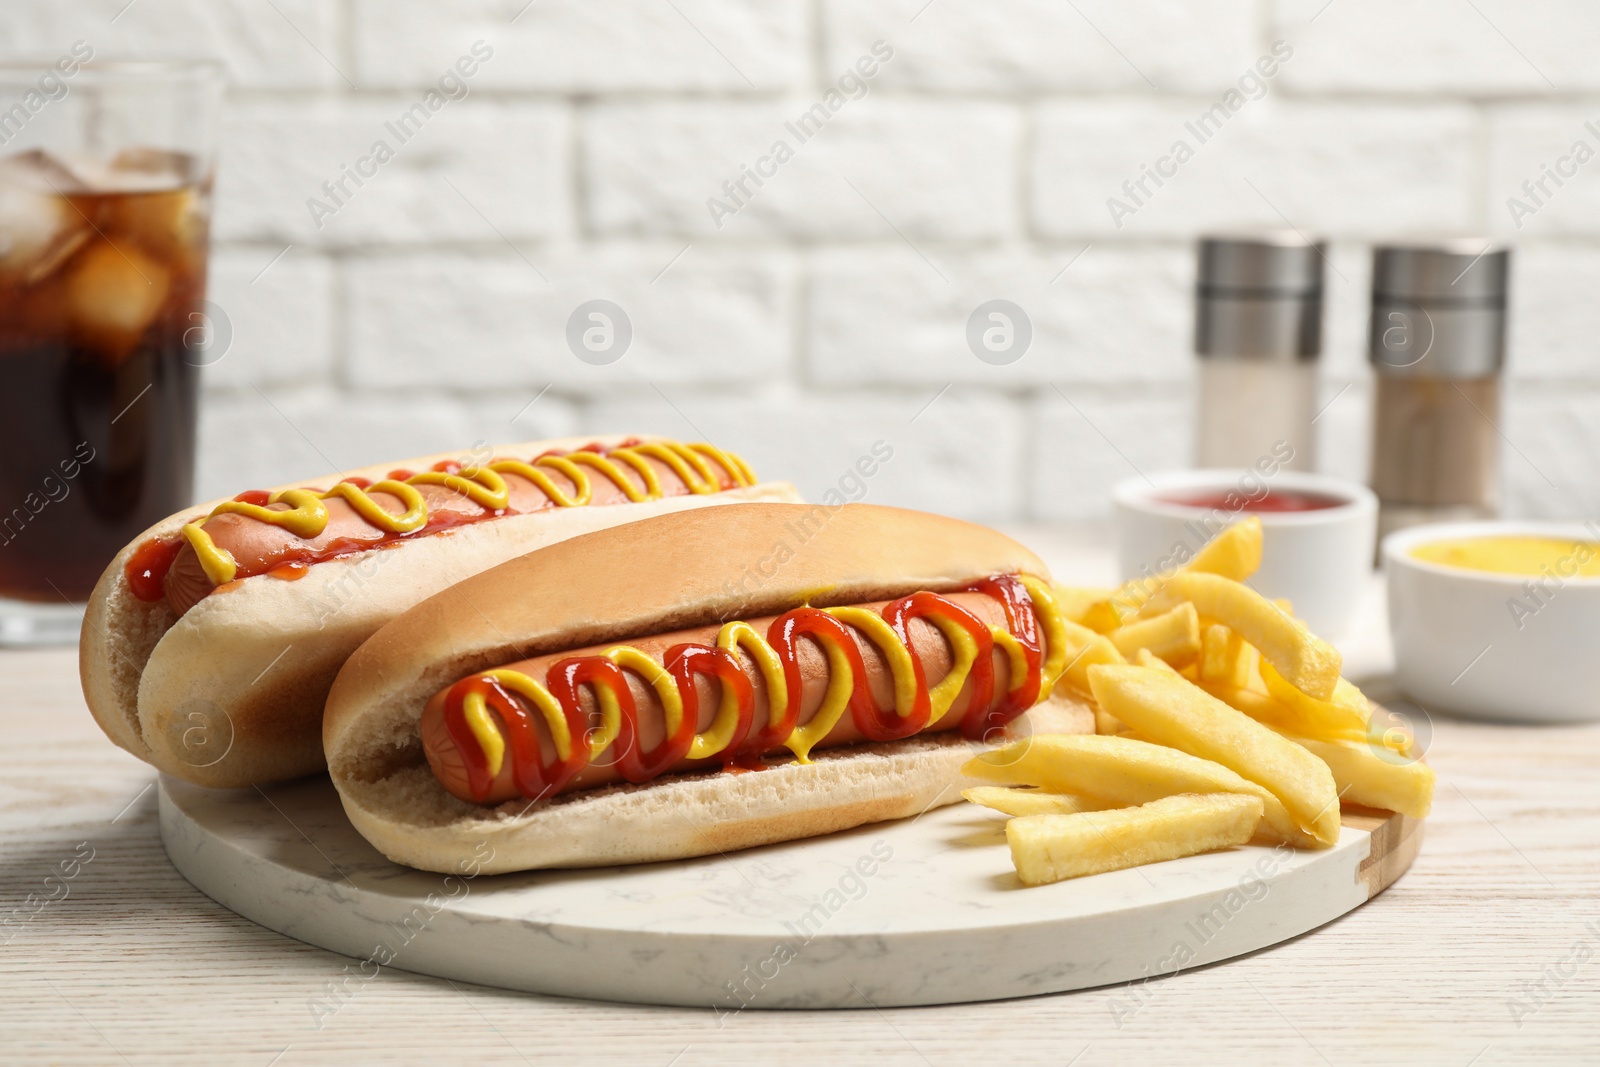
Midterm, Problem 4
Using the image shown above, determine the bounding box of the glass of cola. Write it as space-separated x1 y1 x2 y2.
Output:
0 58 223 644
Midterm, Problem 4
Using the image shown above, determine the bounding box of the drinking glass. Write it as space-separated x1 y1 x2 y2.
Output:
0 57 223 645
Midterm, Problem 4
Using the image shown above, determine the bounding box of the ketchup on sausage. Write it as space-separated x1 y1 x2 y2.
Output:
420 576 1070 806
125 440 754 616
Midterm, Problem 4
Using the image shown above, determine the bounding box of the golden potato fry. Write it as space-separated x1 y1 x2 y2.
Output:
1198 623 1260 690
1288 736 1435 819
1167 572 1341 700
1259 662 1372 741
1053 584 1116 622
1087 665 1341 847
1234 639 1262 689
962 786 1108 818
1094 706 1125 735
964 734 1307 847
1077 599 1125 634
1111 602 1201 664
1199 623 1231 680
1199 676 1365 737
1184 516 1263 582
1134 647 1181 674
1107 567 1162 604
1194 679 1295 729
1366 707 1420 759
1096 518 1266 624
1006 793 1264 886
1053 618 1128 694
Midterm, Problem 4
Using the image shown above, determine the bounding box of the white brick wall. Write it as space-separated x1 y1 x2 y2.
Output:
1033 100 1479 238
805 246 1191 385
351 0 810 93
203 248 336 389
584 98 1021 239
1031 391 1193 521
344 247 794 388
218 101 571 245
5 0 341 89
1486 105 1600 239
195 390 579 502
825 0 1259 94
1502 386 1600 517
588 390 1026 521
12 1 1598 520
1274 0 1600 95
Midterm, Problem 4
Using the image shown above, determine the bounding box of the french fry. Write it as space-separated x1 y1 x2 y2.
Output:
1087 664 1341 848
1367 707 1420 759
962 786 1107 818
1006 793 1264 886
1099 576 1164 619
1198 623 1260 690
1239 644 1264 691
1199 623 1231 681
1099 518 1268 624
1195 679 1295 728
1094 706 1125 736
1167 572 1341 700
1135 647 1181 675
1078 599 1125 635
1184 515 1263 582
1054 618 1128 694
964 734 1308 847
1288 736 1435 819
1198 677 1371 746
1052 584 1116 625
1110 602 1201 664
1260 662 1372 741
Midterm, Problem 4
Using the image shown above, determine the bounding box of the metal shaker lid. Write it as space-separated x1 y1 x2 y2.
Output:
1195 232 1325 362
1369 241 1509 377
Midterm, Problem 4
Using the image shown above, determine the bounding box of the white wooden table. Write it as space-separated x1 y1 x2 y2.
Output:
3 524 1597 1065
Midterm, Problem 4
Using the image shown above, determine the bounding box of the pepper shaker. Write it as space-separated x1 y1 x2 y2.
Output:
1367 241 1509 543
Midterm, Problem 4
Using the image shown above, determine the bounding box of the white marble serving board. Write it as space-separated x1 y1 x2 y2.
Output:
159 774 1409 1009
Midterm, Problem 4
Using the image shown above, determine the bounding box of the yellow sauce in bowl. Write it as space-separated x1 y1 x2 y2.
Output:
1411 536 1600 578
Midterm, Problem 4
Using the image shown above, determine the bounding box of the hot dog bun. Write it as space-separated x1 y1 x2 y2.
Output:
324 502 1094 875
81 434 800 789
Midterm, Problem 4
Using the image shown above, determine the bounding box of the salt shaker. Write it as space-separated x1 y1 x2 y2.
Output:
1194 233 1324 470
1367 241 1509 542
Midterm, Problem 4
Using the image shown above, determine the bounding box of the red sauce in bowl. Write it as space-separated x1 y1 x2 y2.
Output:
1156 489 1346 513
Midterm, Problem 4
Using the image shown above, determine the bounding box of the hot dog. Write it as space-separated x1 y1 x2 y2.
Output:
81 435 800 790
140 439 755 616
324 502 1095 875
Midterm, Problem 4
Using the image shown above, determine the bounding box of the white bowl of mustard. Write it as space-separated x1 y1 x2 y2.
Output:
1385 521 1600 722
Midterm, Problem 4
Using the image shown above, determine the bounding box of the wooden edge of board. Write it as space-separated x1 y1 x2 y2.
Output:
1341 805 1424 899
1327 701 1425 899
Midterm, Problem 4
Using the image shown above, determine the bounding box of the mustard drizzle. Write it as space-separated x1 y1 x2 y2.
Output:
689 621 787 759
182 440 752 586
460 578 1068 777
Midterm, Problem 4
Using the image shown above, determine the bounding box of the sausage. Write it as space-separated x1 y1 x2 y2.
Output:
162 450 732 616
419 591 1027 805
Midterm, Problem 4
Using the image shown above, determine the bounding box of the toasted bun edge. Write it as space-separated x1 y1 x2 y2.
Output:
339 695 1095 875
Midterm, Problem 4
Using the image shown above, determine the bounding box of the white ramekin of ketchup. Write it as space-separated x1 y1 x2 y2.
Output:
1112 468 1378 639
1385 521 1600 722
